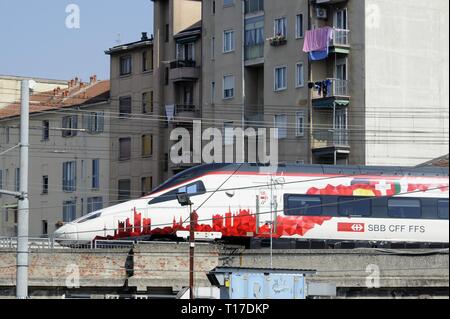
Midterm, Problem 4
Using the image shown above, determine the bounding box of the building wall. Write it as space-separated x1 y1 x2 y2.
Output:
0 102 110 237
0 76 68 108
108 44 158 205
364 0 449 166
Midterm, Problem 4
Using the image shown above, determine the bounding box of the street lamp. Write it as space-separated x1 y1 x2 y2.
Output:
176 192 195 299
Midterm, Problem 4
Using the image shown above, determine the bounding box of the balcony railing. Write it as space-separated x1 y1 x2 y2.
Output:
169 60 196 69
245 0 264 14
245 44 264 60
331 29 350 47
312 129 349 149
175 104 197 115
312 78 349 99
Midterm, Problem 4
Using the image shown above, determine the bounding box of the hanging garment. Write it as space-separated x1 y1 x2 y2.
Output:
303 27 333 53
309 47 329 61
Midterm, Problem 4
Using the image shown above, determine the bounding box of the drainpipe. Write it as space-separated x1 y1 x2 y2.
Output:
241 0 246 161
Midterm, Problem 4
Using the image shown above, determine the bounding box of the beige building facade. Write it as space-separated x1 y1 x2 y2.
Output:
0 75 68 109
0 79 110 236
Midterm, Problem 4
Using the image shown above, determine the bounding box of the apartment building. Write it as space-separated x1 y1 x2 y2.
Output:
0 75 68 108
153 0 448 168
105 33 161 204
0 78 110 236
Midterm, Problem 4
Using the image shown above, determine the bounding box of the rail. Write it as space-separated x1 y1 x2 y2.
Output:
0 237 135 250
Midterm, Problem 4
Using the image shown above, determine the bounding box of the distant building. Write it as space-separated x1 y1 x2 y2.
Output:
0 75 68 109
0 77 110 236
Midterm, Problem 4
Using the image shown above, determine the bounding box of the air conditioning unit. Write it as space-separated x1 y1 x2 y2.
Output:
316 7 327 19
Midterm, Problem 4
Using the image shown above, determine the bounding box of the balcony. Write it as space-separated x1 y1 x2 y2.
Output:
315 0 349 4
245 44 264 63
311 78 350 109
172 104 199 125
169 60 200 82
330 29 350 54
312 129 350 160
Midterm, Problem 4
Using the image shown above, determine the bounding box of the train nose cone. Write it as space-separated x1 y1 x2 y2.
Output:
54 223 78 241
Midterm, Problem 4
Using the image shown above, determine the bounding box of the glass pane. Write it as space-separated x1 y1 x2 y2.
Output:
286 195 322 216
338 196 371 216
388 198 421 218
438 200 449 219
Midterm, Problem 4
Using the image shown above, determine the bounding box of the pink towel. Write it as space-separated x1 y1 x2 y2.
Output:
303 27 333 52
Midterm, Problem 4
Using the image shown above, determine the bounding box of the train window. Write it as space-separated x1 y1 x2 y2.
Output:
387 198 421 218
438 199 449 219
76 212 102 223
338 196 372 217
285 195 322 216
148 181 206 205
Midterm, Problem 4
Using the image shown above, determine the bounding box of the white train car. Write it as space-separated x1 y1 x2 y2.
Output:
54 163 449 246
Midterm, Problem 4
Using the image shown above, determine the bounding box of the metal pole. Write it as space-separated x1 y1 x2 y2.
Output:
17 80 30 299
189 204 195 299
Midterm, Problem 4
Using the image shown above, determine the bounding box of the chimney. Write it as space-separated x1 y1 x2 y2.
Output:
75 77 79 85
93 74 97 82
89 76 94 84
141 32 148 41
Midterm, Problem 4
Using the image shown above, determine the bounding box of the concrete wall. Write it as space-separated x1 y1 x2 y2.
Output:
364 0 449 166
173 0 202 35
0 101 111 236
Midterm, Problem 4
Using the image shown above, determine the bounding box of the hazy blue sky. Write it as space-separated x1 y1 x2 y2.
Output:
0 0 153 81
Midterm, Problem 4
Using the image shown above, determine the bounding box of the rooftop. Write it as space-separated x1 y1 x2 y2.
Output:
105 32 153 55
0 76 110 120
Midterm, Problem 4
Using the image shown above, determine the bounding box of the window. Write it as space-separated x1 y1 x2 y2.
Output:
87 197 103 214
165 24 169 42
211 81 216 104
119 137 131 161
85 112 104 133
3 126 10 144
118 179 131 202
285 194 322 216
296 111 305 137
142 134 153 157
388 198 421 218
223 30 235 53
141 177 153 196
245 16 264 60
438 199 449 219
149 181 206 205
274 114 287 139
223 75 235 99
224 122 234 145
338 196 372 217
63 200 77 222
274 17 287 37
212 1 216 14
334 8 348 29
42 175 49 194
176 42 195 61
42 220 48 236
142 92 153 113
142 49 153 72
42 120 50 141
295 14 304 38
296 62 304 88
92 159 100 189
62 115 78 137
15 168 20 192
211 37 215 60
223 0 234 7
274 66 287 91
120 55 132 76
119 96 132 117
62 161 76 192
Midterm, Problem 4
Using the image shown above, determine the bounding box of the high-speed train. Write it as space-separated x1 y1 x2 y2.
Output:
54 163 449 245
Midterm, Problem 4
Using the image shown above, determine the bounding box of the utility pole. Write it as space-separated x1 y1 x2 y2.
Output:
17 79 31 299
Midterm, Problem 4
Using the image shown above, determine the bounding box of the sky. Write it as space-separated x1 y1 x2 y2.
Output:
0 0 153 82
